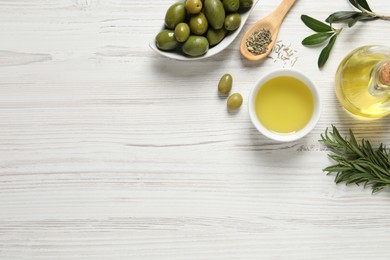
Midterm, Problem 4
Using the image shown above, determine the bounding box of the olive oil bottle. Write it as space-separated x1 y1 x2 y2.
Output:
335 45 390 118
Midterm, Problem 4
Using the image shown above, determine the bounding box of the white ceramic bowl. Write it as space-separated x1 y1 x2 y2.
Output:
248 69 321 142
149 0 259 61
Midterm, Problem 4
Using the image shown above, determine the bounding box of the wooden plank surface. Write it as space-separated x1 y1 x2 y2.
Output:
1 0 390 259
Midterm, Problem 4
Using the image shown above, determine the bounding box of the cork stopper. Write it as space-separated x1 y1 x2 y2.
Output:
379 62 390 86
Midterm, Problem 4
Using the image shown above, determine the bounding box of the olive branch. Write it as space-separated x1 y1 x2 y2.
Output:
301 0 390 69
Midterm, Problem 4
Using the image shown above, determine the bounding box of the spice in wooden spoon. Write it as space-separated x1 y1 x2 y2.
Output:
240 0 297 61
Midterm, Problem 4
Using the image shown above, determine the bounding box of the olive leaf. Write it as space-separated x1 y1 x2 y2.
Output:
318 34 337 68
326 11 360 23
349 0 372 12
301 15 332 32
302 32 334 46
347 14 365 27
326 11 378 26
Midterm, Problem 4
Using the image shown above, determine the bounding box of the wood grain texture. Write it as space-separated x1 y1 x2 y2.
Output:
1 0 390 259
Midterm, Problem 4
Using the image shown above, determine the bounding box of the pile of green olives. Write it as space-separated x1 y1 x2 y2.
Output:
155 0 254 57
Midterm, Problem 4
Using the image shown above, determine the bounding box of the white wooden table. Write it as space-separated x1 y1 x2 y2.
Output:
1 0 390 259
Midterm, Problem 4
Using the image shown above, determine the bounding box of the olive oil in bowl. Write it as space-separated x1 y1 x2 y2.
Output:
255 76 314 133
249 69 321 142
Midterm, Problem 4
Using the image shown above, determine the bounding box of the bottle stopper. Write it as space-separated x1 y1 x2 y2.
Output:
379 62 390 86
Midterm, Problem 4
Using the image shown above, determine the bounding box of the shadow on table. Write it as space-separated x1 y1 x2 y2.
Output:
333 105 390 145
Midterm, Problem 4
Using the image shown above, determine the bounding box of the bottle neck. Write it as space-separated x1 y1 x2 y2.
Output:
368 60 390 97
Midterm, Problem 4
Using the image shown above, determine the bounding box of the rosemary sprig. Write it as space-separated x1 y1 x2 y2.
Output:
301 0 390 69
320 125 390 193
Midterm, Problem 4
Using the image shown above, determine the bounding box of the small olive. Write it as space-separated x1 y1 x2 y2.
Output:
174 23 190 42
227 93 243 110
222 0 239 12
239 0 253 9
189 12 209 35
165 2 186 29
204 0 226 30
155 29 180 51
182 36 209 57
185 0 203 14
206 27 227 46
224 13 241 31
218 73 232 95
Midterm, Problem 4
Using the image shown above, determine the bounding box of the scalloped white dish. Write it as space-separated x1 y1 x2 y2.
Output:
149 0 259 61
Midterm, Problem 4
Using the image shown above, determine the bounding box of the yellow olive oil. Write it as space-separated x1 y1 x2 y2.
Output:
255 76 314 134
335 46 390 118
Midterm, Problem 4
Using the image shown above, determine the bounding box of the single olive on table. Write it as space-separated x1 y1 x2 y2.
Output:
155 0 253 57
227 93 243 110
218 73 233 95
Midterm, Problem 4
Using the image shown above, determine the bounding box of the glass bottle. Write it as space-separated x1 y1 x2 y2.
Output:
335 45 390 118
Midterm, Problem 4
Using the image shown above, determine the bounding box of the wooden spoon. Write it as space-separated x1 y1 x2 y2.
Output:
240 0 297 61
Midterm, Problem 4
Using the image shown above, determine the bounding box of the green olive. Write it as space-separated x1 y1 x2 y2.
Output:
165 2 186 29
182 36 209 57
204 0 225 30
227 93 243 110
155 30 180 51
174 23 190 42
222 0 239 12
239 0 253 9
206 27 227 46
185 0 203 14
189 12 208 35
218 73 232 95
224 13 241 31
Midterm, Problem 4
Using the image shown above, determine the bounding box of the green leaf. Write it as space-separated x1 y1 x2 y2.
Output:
347 13 375 27
349 0 372 12
301 15 333 32
355 0 372 11
302 32 334 46
348 19 358 27
326 11 360 23
318 34 337 68
349 0 361 10
323 165 352 172
349 129 358 147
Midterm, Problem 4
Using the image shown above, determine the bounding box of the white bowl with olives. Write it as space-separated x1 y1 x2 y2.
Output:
149 0 259 61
